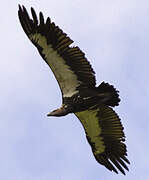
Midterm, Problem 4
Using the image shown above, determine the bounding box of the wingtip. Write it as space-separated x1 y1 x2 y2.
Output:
39 11 44 24
18 5 35 14
31 7 34 11
18 4 22 11
31 6 36 11
22 5 26 11
121 156 130 165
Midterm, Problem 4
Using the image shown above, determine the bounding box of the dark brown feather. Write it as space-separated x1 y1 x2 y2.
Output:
76 105 130 175
18 6 96 88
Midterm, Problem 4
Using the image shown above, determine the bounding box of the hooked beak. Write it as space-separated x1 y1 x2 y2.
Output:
47 106 68 117
47 111 55 116
47 110 60 116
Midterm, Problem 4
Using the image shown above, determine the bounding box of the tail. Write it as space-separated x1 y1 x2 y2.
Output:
97 82 120 107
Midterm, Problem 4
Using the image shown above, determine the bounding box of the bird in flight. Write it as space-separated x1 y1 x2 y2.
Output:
18 5 130 175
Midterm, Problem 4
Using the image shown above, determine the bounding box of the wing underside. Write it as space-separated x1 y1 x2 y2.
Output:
75 105 130 175
18 5 96 97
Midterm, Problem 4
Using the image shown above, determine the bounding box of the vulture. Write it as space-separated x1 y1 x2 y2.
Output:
18 5 130 175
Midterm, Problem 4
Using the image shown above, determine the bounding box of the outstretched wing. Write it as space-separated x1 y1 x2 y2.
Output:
75 105 130 175
18 5 96 97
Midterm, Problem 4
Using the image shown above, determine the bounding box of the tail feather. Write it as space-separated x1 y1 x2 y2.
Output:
97 82 120 107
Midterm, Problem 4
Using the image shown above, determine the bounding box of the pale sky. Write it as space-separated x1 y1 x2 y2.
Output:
1 0 149 179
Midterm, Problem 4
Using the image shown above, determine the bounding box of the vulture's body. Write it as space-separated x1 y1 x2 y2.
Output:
18 5 130 175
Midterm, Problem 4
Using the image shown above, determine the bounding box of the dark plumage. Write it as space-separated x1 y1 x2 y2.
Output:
18 5 130 175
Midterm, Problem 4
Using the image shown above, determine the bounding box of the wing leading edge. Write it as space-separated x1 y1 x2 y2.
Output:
75 105 130 175
18 5 96 97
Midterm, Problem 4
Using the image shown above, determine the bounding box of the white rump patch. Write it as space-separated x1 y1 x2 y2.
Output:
30 33 81 97
75 108 105 154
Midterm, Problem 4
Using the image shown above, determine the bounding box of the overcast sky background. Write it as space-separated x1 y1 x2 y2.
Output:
1 0 149 179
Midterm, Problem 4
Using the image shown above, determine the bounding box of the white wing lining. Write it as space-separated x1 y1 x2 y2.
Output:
30 33 81 97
